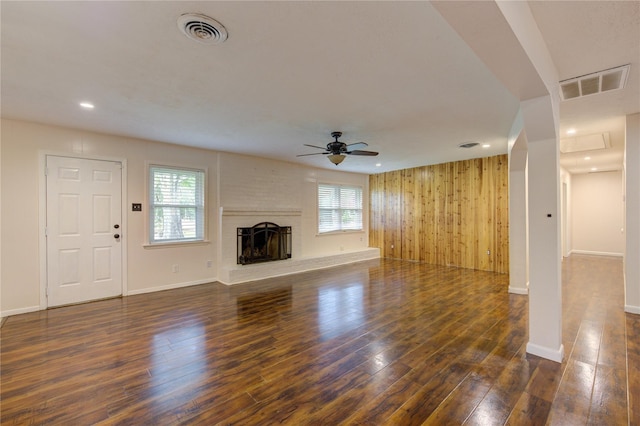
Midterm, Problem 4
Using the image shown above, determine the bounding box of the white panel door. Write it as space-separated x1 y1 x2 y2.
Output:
46 156 122 307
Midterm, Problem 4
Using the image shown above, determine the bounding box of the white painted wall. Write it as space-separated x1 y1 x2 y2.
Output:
0 119 375 316
625 113 640 314
0 119 3 316
521 95 564 363
508 120 529 295
560 167 572 258
571 171 624 257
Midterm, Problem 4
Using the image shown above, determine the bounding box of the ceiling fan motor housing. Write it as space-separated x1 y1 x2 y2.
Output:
327 141 348 154
297 131 378 165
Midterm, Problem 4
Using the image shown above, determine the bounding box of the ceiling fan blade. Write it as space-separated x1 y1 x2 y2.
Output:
347 150 379 156
303 144 328 150
346 142 368 148
296 152 327 157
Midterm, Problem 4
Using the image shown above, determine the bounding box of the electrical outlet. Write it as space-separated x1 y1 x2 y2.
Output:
172 264 179 273
132 203 142 212
487 250 491 255
206 260 213 268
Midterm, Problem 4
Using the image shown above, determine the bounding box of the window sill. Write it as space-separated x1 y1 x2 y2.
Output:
143 240 211 249
317 230 365 237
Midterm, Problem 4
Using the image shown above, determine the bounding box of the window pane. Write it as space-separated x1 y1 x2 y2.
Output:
150 166 204 243
340 209 362 230
318 185 340 208
317 184 362 233
319 209 340 233
339 187 361 208
153 206 197 240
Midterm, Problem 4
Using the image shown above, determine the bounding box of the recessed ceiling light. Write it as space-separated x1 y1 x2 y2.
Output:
566 128 576 135
79 102 95 109
482 144 490 148
584 156 591 160
375 163 381 167
591 167 598 171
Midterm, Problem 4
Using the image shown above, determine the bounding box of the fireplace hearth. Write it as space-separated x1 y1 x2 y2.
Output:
237 222 292 265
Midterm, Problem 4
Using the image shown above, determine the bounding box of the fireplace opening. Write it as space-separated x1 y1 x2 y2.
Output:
237 222 292 265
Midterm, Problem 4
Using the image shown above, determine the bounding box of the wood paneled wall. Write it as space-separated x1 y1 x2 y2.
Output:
369 155 509 274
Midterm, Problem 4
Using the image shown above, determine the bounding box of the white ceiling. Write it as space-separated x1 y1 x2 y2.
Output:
1 1 638 175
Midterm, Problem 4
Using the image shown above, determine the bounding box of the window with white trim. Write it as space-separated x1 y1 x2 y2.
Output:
318 183 363 233
149 165 205 243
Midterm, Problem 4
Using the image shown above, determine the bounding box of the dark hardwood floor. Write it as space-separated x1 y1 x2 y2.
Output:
1 254 636 425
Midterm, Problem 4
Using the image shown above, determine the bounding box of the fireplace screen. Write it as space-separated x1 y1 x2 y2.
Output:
238 222 292 265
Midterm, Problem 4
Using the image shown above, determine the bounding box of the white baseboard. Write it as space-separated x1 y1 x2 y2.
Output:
526 342 564 363
1 280 217 318
508 285 529 295
625 305 640 315
126 278 216 296
570 250 623 257
1 305 41 318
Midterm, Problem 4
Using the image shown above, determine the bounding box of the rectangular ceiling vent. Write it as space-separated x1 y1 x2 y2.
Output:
560 132 611 153
559 64 630 101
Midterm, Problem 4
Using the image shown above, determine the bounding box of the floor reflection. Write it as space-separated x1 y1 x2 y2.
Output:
318 283 364 339
150 323 206 395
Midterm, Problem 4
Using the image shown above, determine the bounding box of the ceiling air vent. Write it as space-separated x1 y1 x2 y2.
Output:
560 64 629 101
178 13 228 44
458 142 479 149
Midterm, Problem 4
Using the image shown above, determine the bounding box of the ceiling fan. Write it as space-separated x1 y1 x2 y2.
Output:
297 131 379 165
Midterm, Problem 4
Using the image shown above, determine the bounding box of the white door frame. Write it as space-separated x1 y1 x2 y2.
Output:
39 152 128 309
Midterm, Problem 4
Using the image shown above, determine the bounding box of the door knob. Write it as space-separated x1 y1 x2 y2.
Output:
114 234 120 239
114 224 120 229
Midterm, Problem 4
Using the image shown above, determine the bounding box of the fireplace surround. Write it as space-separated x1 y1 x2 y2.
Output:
237 222 292 265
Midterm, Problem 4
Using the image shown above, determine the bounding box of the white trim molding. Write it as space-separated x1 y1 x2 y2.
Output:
126 278 216 296
526 342 564 363
1 305 41 318
570 250 623 257
625 305 640 315
508 285 529 295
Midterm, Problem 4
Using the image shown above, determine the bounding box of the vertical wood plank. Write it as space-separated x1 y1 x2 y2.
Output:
368 154 509 273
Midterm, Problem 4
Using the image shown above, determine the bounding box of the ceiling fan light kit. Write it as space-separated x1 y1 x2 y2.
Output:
297 131 379 166
328 154 346 165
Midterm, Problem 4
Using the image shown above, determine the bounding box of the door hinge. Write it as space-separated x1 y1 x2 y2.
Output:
44 166 48 176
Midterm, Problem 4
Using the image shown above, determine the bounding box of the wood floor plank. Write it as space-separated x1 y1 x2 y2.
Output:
625 313 640 426
588 364 628 424
0 255 632 424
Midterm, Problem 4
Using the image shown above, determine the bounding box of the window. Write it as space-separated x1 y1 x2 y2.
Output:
318 184 363 233
149 165 205 243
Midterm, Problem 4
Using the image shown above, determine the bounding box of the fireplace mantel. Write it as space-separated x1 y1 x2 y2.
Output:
221 207 302 217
